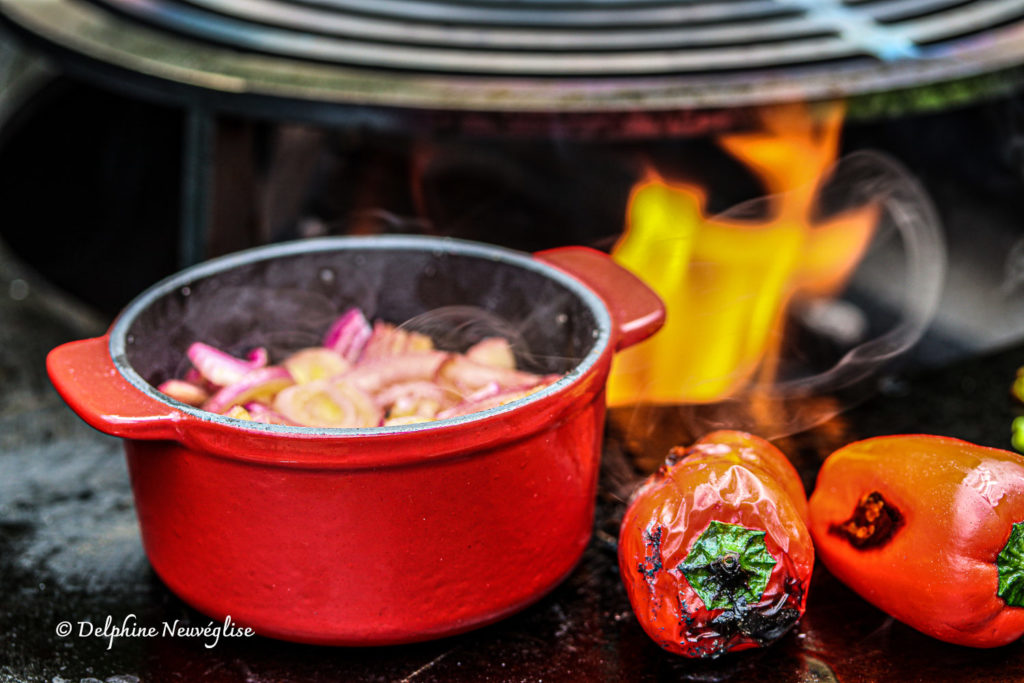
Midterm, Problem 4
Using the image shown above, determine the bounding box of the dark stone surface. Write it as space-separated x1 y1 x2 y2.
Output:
4 241 1024 683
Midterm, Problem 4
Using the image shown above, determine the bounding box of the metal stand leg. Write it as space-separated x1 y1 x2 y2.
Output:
180 106 214 266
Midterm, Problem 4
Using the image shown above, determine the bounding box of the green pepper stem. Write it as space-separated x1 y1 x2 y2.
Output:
997 522 1024 608
678 521 777 611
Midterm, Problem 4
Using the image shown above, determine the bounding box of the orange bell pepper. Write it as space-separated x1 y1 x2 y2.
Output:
809 434 1024 648
618 430 814 658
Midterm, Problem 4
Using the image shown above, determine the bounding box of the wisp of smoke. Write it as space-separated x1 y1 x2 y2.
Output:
633 149 947 442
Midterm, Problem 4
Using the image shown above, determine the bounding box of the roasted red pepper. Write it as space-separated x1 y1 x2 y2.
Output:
618 430 814 658
809 434 1024 648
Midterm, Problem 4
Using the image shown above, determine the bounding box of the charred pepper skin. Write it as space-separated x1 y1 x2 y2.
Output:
618 430 814 658
808 434 1024 648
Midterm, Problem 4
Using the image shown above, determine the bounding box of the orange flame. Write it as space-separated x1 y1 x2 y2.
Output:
608 103 878 406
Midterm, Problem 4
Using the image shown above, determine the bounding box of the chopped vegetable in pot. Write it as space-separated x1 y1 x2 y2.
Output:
156 308 559 428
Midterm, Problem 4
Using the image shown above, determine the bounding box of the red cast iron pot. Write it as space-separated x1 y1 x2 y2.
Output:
47 236 664 646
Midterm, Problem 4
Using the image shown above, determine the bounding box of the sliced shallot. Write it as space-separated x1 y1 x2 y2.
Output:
374 380 446 407
465 337 516 370
436 388 535 420
224 405 252 420
273 379 382 428
342 351 449 395
323 308 373 362
157 379 210 407
436 355 553 399
203 366 295 415
243 402 296 425
383 415 432 427
188 342 268 387
361 321 434 361
376 380 447 420
172 309 561 428
246 347 269 368
284 347 351 384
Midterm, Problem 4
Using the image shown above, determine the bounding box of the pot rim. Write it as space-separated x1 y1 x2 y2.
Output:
108 235 613 438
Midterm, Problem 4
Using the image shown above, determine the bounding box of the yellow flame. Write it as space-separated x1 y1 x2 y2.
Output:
608 103 878 406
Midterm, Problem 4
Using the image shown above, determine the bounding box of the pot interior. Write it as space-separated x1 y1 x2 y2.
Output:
119 240 603 389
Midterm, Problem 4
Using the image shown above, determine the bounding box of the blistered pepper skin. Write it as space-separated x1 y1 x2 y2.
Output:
808 434 1024 648
618 431 814 658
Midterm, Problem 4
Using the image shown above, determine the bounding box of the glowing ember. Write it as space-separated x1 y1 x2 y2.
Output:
608 103 878 406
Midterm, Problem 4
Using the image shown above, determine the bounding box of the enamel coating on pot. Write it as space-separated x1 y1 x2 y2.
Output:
125 388 606 644
47 236 664 644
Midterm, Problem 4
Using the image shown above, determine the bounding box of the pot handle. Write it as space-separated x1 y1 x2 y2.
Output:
47 336 182 440
534 246 665 351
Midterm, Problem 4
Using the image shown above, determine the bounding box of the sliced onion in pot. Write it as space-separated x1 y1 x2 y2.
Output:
224 405 252 420
183 368 217 393
243 402 297 426
172 308 562 428
465 337 516 370
246 347 270 368
273 379 382 428
188 342 267 387
463 381 502 403
436 355 554 399
342 351 449 395
157 379 210 407
376 380 447 420
284 347 351 384
323 308 372 362
361 321 434 361
382 415 432 427
375 380 447 408
203 366 295 415
436 388 536 420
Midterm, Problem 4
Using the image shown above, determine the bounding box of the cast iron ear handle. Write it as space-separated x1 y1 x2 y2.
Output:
47 336 184 440
534 246 666 352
